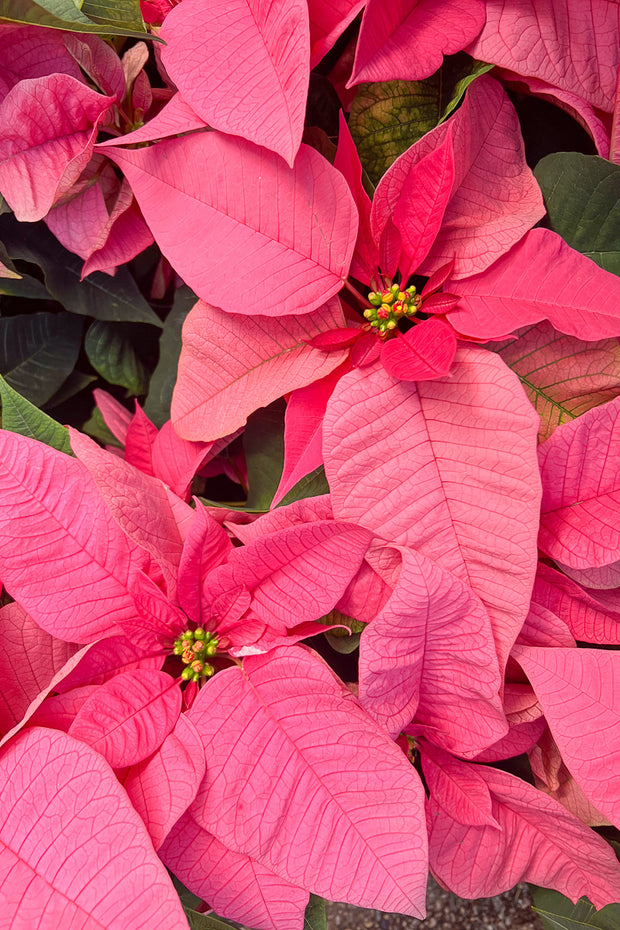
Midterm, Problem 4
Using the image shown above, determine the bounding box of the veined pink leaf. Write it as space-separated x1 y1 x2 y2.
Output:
556 560 620 591
0 74 114 221
448 228 620 339
0 431 148 642
81 198 154 277
161 0 310 166
334 110 379 285
538 395 620 568
93 388 132 443
423 745 620 908
54 635 163 693
69 668 182 768
123 714 206 850
0 603 78 736
230 494 334 544
471 716 547 764
63 33 126 103
0 728 189 929
151 420 216 501
203 520 372 633
467 0 620 113
323 348 541 670
172 298 348 441
351 0 485 84
272 365 345 506
29 684 97 732
533 563 620 645
178 500 232 624
97 92 209 147
124 403 158 476
358 547 506 754
69 428 183 592
372 75 544 279
104 134 358 317
515 602 576 649
188 646 428 915
512 645 620 829
161 812 310 930
495 320 620 442
380 318 457 381
0 25 86 92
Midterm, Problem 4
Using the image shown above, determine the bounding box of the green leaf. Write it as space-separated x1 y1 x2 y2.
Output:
0 312 83 406
323 611 365 654
0 216 162 326
243 399 285 511
348 54 493 184
45 369 97 408
531 889 620 930
143 286 196 427
277 465 330 508
0 375 72 454
183 909 244 930
0 0 155 38
534 153 620 275
85 320 149 395
304 895 326 930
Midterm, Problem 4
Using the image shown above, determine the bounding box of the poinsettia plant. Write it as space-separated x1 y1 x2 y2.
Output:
0 1 620 929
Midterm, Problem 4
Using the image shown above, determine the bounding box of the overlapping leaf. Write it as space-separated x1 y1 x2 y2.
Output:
105 134 358 317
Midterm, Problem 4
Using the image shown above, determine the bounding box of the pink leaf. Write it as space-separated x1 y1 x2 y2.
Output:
0 603 77 736
97 92 209 147
69 428 183 592
0 25 86 91
151 420 216 500
538 395 620 568
161 0 310 166
495 320 620 442
351 0 485 84
533 563 620 645
69 668 182 768
309 0 365 68
124 403 158 476
0 431 148 642
93 388 132 443
273 365 344 506
161 811 309 930
188 646 428 915
512 645 620 829
0 74 114 221
54 634 164 693
63 33 126 103
178 499 232 624
123 713 206 849
0 727 189 929
105 134 357 317
203 520 372 633
372 75 544 279
323 348 541 670
81 197 154 277
172 298 348 441
334 110 379 284
448 228 620 339
380 319 457 381
516 602 576 649
423 745 620 907
467 0 620 113
360 547 506 753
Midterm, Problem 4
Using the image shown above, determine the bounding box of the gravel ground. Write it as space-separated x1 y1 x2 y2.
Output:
324 878 544 930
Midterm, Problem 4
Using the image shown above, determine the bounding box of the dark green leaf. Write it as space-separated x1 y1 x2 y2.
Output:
348 55 493 184
304 895 326 930
0 312 82 406
0 0 155 39
324 611 365 654
534 153 620 275
243 399 285 511
531 888 620 930
45 369 97 409
85 320 149 395
0 216 162 326
143 285 196 427
0 375 72 454
277 466 330 508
